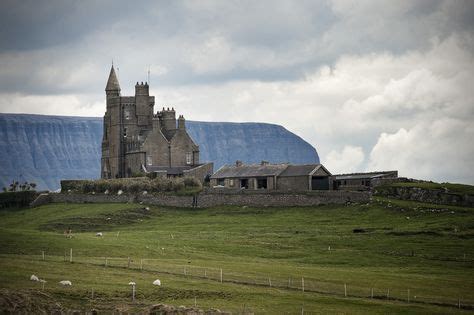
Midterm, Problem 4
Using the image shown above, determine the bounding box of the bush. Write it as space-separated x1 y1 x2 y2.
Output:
0 191 38 209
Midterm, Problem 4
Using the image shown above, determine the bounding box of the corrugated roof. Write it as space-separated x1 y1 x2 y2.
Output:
334 171 397 180
279 164 321 177
211 163 288 179
146 166 192 175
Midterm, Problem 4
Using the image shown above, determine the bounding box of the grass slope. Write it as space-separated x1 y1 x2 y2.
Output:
0 198 473 314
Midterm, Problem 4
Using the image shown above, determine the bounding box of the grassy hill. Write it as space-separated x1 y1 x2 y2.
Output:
0 198 473 313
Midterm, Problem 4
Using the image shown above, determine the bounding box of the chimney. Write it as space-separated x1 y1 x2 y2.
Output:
178 115 185 130
235 160 243 167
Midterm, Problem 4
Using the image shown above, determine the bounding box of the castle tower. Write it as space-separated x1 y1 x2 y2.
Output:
135 81 152 126
101 65 123 178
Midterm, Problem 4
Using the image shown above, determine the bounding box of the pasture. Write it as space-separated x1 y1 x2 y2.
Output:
0 197 473 313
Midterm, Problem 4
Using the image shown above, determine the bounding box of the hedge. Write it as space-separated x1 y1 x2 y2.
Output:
60 177 202 194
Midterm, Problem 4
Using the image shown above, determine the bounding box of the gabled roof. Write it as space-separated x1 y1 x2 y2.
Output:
279 164 328 177
105 65 121 91
211 163 288 179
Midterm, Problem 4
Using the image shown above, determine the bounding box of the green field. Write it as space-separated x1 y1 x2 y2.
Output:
0 198 473 314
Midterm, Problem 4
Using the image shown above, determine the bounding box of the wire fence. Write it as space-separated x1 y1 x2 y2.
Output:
23 251 474 311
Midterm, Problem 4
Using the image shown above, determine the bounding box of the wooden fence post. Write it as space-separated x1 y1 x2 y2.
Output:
69 248 73 263
42 251 45 261
105 257 108 267
220 268 223 283
268 277 272 287
371 288 374 298
140 259 143 271
302 277 304 292
344 283 347 297
387 288 390 299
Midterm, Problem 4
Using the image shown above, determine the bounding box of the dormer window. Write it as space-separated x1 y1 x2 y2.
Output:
186 152 192 165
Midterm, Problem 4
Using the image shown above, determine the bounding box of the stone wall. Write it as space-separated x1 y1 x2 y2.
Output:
374 185 474 207
183 163 214 183
44 190 370 208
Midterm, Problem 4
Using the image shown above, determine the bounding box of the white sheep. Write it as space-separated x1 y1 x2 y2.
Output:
59 280 72 286
30 275 39 281
96 232 103 237
152 279 161 286
128 281 136 286
117 190 123 195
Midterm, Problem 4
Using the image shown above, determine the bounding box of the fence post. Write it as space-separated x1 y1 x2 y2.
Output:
220 268 223 283
69 248 73 263
204 269 207 278
64 250 66 262
105 257 108 267
140 259 143 271
288 277 291 288
407 289 410 303
387 288 390 299
42 251 45 261
344 283 347 297
268 277 272 287
371 288 373 298
458 298 461 309
184 267 187 276
127 257 131 268
302 277 304 292
91 288 94 299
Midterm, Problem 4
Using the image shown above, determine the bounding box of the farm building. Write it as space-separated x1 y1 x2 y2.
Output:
210 161 333 191
333 171 398 190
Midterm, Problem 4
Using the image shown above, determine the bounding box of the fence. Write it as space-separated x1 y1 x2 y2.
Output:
28 250 474 311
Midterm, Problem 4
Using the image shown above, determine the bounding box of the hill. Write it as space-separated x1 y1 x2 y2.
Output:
0 198 472 313
0 113 319 191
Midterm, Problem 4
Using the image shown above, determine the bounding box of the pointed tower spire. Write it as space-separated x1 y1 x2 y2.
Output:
105 65 121 92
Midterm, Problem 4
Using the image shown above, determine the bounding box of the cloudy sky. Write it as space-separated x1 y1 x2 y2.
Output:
0 0 473 184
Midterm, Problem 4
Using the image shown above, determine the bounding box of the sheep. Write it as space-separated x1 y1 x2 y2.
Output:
59 280 72 286
128 281 136 286
117 190 123 195
96 232 103 237
30 275 39 281
152 279 161 286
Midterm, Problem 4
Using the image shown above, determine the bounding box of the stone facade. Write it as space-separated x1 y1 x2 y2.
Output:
101 66 210 180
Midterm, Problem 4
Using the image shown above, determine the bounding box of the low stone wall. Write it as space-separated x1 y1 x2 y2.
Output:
44 190 370 208
374 186 474 207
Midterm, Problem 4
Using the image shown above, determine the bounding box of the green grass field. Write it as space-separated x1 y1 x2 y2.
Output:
0 197 473 314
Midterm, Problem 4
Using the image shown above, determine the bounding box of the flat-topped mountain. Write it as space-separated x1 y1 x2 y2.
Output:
0 114 319 190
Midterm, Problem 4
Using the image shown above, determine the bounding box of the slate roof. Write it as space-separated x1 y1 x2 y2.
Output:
279 164 324 177
105 65 121 91
211 163 289 179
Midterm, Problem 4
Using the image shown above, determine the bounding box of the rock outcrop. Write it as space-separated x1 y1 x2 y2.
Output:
0 114 319 190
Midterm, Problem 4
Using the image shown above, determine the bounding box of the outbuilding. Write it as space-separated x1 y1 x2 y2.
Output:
210 161 333 191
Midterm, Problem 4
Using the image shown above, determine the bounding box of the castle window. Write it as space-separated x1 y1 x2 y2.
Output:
124 109 131 120
147 155 153 166
186 152 192 165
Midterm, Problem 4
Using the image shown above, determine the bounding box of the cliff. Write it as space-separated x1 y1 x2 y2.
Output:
0 113 319 190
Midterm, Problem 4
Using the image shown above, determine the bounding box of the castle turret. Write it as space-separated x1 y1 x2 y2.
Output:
135 82 151 126
105 65 121 99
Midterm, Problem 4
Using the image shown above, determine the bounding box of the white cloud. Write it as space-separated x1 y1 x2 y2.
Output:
324 146 365 174
368 120 474 184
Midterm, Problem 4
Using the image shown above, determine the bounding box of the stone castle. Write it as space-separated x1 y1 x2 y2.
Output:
101 66 212 180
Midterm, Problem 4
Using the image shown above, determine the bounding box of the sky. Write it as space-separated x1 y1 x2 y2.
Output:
0 0 473 184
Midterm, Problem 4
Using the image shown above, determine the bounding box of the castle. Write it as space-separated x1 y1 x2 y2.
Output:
101 66 212 180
